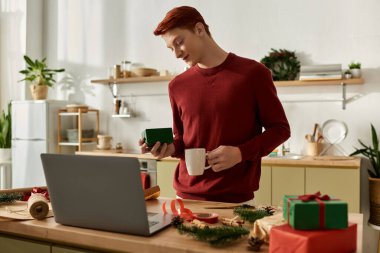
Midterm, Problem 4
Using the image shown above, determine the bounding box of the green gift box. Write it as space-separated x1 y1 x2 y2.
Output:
283 192 348 230
142 128 173 147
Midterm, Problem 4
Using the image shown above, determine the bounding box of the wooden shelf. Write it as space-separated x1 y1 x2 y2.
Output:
59 141 97 146
91 76 175 84
274 78 364 87
111 114 132 118
91 76 364 110
57 108 100 152
91 76 363 87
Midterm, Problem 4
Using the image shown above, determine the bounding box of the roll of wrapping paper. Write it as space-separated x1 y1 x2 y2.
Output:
28 193 49 220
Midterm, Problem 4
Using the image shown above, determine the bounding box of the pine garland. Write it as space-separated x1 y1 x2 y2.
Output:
171 215 249 246
233 207 274 223
176 224 249 246
0 193 23 204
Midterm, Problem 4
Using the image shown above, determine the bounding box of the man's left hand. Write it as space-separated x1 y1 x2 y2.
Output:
207 146 242 172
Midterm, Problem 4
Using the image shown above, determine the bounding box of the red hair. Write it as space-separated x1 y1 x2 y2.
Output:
154 6 211 36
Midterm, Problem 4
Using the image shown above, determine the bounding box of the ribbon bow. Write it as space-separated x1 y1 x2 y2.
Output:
298 191 331 202
162 199 219 224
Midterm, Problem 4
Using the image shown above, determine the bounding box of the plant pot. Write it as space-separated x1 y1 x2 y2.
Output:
350 68 361 78
369 177 380 226
0 148 11 161
30 85 48 100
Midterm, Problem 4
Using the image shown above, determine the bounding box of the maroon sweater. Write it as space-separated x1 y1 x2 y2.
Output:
168 53 290 203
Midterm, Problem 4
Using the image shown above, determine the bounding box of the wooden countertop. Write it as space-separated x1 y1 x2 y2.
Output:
76 150 361 168
0 198 363 253
76 150 179 161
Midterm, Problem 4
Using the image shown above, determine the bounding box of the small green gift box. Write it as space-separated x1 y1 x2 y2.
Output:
283 192 348 230
142 128 173 147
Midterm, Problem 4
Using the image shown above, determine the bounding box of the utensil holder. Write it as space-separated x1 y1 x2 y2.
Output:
306 142 322 156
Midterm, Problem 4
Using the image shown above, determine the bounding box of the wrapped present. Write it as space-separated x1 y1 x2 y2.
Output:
283 192 348 230
269 223 357 253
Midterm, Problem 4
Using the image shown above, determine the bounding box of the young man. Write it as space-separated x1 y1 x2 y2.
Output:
139 6 290 203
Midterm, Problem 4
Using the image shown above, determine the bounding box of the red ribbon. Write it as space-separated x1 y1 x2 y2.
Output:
162 199 219 224
23 187 50 201
298 191 331 202
287 191 332 229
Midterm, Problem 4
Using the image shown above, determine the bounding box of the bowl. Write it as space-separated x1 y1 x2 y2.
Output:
132 67 158 77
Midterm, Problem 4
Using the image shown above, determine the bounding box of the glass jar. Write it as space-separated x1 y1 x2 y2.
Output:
121 61 131 78
113 65 121 79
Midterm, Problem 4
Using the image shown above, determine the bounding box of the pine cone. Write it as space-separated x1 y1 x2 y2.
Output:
171 215 184 228
263 206 275 215
247 237 264 252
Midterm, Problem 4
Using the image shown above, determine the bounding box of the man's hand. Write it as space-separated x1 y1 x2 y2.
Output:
139 139 175 159
207 146 242 172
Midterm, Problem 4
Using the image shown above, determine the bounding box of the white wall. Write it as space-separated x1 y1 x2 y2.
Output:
43 0 380 155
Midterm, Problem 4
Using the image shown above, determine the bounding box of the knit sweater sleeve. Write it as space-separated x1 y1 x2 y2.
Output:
238 67 291 161
168 81 185 159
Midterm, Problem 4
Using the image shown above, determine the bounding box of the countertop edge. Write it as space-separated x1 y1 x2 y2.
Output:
76 151 361 168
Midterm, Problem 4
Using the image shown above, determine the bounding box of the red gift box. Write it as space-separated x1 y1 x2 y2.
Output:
269 223 357 253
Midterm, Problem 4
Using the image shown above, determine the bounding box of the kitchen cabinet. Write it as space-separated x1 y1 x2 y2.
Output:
272 166 305 207
305 167 360 212
254 165 360 213
57 108 99 152
254 166 271 205
52 245 97 253
0 234 50 253
0 234 97 253
157 160 178 198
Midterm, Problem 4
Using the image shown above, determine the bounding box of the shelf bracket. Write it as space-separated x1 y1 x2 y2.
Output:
341 82 347 110
108 82 118 98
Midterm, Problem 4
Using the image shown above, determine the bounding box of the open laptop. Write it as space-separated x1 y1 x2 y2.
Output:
41 154 172 236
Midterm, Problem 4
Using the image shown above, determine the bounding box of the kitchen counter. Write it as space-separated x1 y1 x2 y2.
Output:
76 150 179 161
76 150 361 168
0 198 363 253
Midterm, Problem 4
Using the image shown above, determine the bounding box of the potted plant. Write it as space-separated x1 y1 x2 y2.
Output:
350 124 380 225
0 102 11 161
348 61 361 78
19 55 65 100
344 70 352 79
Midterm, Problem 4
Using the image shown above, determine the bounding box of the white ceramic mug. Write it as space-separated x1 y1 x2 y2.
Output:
185 148 211 176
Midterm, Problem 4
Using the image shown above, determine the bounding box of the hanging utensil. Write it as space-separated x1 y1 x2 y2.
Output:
311 123 319 142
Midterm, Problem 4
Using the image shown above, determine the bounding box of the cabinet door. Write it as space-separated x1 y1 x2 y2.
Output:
157 161 178 198
254 166 271 205
272 166 305 207
305 167 360 212
0 235 50 253
52 245 97 253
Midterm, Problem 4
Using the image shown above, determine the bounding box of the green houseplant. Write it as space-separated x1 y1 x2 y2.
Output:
0 102 12 161
19 55 65 100
348 61 361 78
350 124 380 225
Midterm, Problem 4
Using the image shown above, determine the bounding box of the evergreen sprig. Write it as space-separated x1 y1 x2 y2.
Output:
233 207 273 223
176 224 249 246
0 193 23 204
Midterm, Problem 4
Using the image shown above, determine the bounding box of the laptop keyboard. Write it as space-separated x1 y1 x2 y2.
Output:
148 221 159 227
